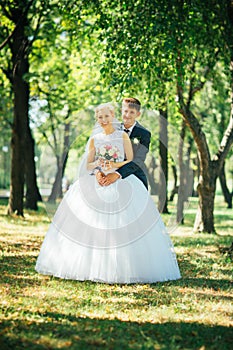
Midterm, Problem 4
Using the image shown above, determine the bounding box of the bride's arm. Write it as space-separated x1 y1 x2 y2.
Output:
110 133 133 169
86 138 98 171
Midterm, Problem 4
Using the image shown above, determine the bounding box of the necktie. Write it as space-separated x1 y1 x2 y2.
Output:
124 128 130 134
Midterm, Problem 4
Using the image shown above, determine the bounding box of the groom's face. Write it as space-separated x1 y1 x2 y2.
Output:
122 103 140 128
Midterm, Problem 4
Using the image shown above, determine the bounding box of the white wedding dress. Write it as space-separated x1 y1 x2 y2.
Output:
35 130 181 283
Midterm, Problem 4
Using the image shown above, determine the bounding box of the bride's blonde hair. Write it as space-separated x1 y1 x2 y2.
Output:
95 102 115 116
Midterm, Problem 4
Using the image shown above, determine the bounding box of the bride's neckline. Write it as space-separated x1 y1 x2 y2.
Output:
102 129 117 136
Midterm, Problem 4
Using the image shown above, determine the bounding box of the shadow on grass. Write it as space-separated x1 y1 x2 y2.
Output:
1 251 232 350
215 224 233 231
0 255 41 288
0 312 232 350
0 254 232 295
174 235 233 247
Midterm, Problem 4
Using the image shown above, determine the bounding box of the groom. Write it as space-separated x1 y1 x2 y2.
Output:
97 97 151 189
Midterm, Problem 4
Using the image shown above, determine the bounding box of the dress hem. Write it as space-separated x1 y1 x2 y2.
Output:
35 265 181 285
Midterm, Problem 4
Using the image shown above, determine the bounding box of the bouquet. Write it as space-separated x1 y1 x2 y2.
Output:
96 144 120 162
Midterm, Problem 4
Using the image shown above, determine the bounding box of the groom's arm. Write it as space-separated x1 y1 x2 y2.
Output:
98 128 151 186
117 128 151 179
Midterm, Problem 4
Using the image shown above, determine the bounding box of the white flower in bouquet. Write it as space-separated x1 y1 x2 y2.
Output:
108 148 115 156
99 146 107 155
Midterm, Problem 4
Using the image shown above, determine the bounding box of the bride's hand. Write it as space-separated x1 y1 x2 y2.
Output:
95 170 106 186
96 158 104 167
97 157 107 169
109 161 116 169
98 159 113 171
101 172 120 186
103 160 112 171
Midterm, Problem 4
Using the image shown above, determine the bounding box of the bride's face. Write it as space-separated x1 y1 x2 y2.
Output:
96 107 114 128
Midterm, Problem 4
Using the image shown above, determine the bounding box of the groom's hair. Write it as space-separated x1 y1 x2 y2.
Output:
122 97 141 111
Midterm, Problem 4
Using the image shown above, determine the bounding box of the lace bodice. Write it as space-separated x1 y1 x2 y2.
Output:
93 130 125 163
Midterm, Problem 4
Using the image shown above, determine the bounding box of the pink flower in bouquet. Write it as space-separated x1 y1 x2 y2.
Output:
97 144 120 162
113 153 118 159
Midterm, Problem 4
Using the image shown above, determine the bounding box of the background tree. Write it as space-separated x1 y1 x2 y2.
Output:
192 64 232 208
0 0 51 214
86 0 233 233
30 16 112 201
0 75 12 190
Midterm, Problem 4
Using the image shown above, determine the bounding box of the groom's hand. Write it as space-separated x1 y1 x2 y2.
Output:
101 173 120 186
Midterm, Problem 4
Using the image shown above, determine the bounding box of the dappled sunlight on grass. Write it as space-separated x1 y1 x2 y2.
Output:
0 197 232 349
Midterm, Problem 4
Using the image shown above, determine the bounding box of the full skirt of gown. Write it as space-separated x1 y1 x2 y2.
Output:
35 174 181 284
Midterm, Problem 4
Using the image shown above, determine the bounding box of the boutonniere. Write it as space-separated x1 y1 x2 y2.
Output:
131 137 140 145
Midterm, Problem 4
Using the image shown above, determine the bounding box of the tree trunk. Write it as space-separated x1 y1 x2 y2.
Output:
147 155 157 195
192 155 199 197
158 109 169 213
25 126 42 209
184 137 194 201
194 163 217 233
48 121 70 202
48 156 63 202
7 13 29 216
48 153 69 202
219 161 232 209
169 164 178 201
176 120 186 224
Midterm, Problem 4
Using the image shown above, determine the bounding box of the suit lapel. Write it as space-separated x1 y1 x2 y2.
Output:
130 121 141 139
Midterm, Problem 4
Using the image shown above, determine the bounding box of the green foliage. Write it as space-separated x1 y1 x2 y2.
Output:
88 0 231 102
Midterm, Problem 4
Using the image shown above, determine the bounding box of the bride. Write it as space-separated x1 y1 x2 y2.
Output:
35 103 181 284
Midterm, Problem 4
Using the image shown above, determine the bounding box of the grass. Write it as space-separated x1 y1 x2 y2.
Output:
0 196 232 350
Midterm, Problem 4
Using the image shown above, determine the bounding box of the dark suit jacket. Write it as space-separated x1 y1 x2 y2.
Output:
117 121 151 189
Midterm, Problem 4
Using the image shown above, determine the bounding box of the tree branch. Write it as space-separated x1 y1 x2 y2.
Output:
0 26 16 50
213 113 233 167
0 0 35 50
0 3 13 20
27 1 47 53
39 129 56 155
178 85 211 172
187 50 220 105
176 47 222 175
187 56 198 109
